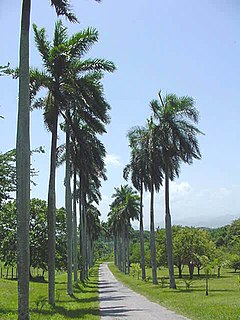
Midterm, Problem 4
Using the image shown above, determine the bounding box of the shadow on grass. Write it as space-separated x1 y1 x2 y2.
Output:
29 306 99 318
53 305 99 318
57 296 98 304
162 287 236 294
0 308 17 316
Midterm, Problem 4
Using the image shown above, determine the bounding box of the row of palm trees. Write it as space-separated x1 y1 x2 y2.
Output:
111 91 202 288
108 185 140 274
15 1 112 319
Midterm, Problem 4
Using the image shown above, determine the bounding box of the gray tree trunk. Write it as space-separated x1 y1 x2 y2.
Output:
73 168 78 283
84 198 88 279
47 108 58 305
113 235 117 265
150 184 158 284
139 182 146 280
17 1 31 318
122 224 126 273
165 173 176 289
79 186 84 282
65 120 73 295
126 224 130 274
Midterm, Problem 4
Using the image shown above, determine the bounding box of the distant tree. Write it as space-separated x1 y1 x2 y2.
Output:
213 247 228 278
0 201 17 267
226 219 240 253
108 185 140 274
0 199 66 273
208 225 229 248
172 227 215 279
0 150 16 206
227 254 240 272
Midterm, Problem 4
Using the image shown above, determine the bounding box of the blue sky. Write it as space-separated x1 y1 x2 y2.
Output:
0 0 239 227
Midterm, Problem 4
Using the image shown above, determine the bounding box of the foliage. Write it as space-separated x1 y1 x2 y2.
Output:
0 199 66 271
0 150 16 206
130 263 141 279
227 254 240 272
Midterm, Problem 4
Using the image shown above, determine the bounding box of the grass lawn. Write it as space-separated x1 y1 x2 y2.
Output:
0 264 100 320
109 263 240 320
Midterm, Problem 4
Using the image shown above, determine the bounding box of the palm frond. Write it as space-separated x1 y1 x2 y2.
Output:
51 0 78 23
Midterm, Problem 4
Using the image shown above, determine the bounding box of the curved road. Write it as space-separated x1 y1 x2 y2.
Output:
99 263 190 320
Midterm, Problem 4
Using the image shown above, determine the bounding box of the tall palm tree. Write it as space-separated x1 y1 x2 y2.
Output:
145 119 163 284
124 127 149 280
17 1 77 316
150 91 202 289
33 21 114 303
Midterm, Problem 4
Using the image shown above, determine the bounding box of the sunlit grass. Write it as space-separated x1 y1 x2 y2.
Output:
0 264 100 319
109 263 240 320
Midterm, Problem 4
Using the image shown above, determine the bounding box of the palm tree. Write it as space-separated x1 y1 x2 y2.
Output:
33 20 114 303
150 91 202 289
145 119 163 284
124 127 149 280
17 1 77 316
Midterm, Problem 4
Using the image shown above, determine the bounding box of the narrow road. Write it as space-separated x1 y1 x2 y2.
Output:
99 263 190 320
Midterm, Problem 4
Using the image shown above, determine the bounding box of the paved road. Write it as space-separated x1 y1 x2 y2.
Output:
99 263 190 320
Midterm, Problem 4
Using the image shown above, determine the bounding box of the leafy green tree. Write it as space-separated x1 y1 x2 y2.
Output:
226 219 240 253
228 254 240 272
150 91 203 288
208 225 229 248
213 247 228 278
0 150 16 206
172 227 215 279
0 201 17 267
0 199 66 273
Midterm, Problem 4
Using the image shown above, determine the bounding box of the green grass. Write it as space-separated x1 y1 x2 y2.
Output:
109 263 240 320
0 265 100 320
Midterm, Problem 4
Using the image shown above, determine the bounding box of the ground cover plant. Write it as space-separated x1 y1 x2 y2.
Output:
109 263 240 320
0 264 100 320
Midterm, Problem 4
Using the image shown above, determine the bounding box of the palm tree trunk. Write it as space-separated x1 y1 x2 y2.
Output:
165 172 176 289
73 168 78 283
116 230 121 269
122 223 126 274
150 183 158 284
113 235 117 265
47 109 58 305
79 184 84 282
139 182 146 280
126 225 130 274
65 119 73 295
86 226 89 276
17 1 31 318
81 191 87 280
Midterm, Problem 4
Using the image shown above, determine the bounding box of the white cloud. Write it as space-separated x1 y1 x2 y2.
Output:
105 154 122 167
98 179 240 229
